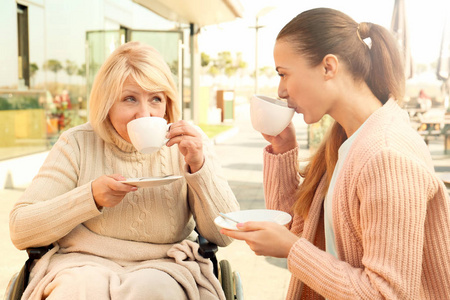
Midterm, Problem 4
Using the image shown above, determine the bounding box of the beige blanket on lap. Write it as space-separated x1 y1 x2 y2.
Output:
24 225 225 300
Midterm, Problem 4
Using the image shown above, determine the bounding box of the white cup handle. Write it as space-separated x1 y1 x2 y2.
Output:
164 123 172 144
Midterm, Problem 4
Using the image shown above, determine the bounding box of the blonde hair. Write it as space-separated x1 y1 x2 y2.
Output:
89 41 180 143
277 8 405 218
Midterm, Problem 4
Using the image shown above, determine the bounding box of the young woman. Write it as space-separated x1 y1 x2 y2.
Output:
222 8 450 299
10 41 238 299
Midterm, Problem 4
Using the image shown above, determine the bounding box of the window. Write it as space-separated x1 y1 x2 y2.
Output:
17 4 30 88
120 25 130 44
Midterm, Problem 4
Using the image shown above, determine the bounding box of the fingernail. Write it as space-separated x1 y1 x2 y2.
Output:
236 223 244 227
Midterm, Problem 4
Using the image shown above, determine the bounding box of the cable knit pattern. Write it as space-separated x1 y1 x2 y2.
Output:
10 121 238 249
263 99 450 299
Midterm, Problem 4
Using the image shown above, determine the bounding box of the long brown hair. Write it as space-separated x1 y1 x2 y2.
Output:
277 8 405 218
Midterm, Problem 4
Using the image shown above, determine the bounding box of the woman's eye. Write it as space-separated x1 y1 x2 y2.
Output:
152 96 162 103
278 73 285 78
124 96 136 102
150 96 165 104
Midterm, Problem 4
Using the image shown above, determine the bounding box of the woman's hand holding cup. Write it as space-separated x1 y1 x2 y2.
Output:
250 95 298 154
166 120 204 173
262 122 298 154
127 117 204 173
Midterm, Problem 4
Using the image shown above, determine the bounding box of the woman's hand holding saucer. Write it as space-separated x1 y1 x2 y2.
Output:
92 174 138 208
221 221 299 258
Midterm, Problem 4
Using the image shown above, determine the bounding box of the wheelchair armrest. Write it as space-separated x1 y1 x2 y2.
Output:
26 245 53 260
196 234 218 259
23 245 53 288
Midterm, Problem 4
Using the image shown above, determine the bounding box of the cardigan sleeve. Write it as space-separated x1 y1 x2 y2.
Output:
263 145 304 233
287 148 438 299
183 127 239 247
263 145 304 236
9 131 102 250
263 145 300 212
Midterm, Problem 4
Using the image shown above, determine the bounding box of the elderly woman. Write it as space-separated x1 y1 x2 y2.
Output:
10 41 238 300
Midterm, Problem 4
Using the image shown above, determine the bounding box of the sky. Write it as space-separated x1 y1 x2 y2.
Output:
198 0 449 72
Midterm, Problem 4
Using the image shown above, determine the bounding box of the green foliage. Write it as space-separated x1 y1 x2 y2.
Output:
43 59 63 73
168 60 179 76
198 124 233 138
44 59 63 82
216 51 233 69
0 97 12 110
224 65 237 77
65 60 78 76
0 95 42 110
78 63 86 77
201 53 210 67
308 115 333 150
259 66 276 78
14 96 41 109
201 51 247 78
208 65 220 77
30 63 39 78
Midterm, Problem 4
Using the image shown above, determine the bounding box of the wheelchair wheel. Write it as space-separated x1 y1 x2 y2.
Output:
233 271 244 300
219 260 234 300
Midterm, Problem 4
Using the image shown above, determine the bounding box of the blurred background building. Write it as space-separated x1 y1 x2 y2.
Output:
1 0 449 190
0 0 243 188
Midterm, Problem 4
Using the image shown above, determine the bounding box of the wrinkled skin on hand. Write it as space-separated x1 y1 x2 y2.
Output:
166 120 204 173
92 174 137 209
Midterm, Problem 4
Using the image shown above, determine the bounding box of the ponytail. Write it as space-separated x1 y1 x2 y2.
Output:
358 22 405 103
294 121 347 218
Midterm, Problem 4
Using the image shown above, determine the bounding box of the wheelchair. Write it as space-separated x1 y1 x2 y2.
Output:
5 233 243 300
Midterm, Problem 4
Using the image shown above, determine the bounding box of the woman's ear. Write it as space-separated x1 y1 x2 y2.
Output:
322 54 338 79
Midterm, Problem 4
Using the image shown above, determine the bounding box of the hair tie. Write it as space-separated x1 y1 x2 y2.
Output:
357 24 372 49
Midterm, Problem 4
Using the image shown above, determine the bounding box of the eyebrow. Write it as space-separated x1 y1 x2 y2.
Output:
121 87 140 94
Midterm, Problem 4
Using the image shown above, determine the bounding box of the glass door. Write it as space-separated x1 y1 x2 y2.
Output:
131 30 184 118
85 30 126 102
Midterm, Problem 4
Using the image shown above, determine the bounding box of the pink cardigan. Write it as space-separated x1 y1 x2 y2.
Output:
263 99 450 299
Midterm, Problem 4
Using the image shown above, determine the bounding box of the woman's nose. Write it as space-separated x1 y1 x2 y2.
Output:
135 103 154 118
278 83 288 99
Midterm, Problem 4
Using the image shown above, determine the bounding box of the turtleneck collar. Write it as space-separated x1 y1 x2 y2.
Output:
105 118 137 153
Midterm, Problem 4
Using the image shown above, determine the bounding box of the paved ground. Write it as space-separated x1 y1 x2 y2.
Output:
1 102 450 299
211 104 309 300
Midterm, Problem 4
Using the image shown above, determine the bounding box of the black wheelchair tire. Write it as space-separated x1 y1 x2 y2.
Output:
219 260 234 300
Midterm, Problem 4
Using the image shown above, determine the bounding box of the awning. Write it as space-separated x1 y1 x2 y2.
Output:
391 0 413 79
132 0 244 27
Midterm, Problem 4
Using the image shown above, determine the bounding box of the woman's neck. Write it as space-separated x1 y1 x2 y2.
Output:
331 81 382 138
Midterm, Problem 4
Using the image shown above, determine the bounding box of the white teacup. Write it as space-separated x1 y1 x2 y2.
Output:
127 117 171 154
250 95 295 136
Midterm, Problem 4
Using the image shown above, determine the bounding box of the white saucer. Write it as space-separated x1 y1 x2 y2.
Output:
214 209 292 231
119 175 182 188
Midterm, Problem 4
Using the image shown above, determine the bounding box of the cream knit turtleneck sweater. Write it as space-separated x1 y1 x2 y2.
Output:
264 99 450 299
10 121 239 250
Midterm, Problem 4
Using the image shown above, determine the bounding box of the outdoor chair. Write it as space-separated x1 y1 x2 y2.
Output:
416 110 450 151
5 231 243 300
